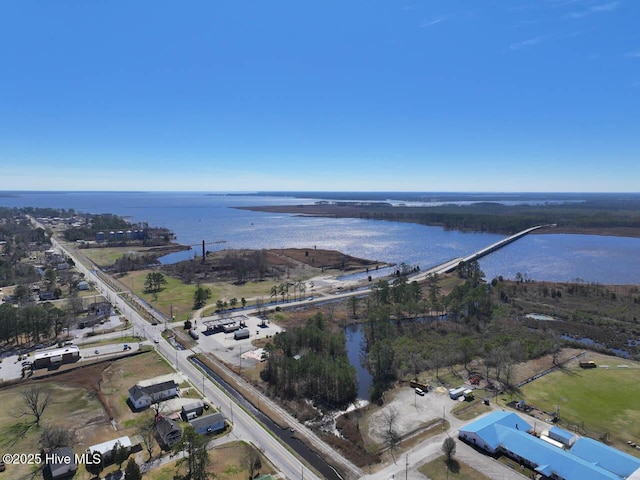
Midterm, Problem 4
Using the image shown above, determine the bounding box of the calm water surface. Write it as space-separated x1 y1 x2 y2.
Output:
5 191 640 400
2 191 640 284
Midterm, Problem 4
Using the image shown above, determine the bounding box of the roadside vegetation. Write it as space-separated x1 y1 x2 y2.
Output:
261 312 357 407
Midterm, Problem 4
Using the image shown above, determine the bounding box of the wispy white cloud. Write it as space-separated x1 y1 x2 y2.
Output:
420 16 448 28
509 36 546 50
567 1 620 18
508 30 581 52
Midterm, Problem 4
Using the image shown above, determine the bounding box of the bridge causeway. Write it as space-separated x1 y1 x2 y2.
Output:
411 223 555 281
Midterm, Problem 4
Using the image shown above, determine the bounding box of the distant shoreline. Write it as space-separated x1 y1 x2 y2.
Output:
236 204 640 239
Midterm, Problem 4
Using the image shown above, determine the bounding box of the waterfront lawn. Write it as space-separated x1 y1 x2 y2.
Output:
518 355 640 447
81 245 163 267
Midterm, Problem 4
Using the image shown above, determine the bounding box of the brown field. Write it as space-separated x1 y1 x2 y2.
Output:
0 350 176 479
147 441 276 480
0 381 107 479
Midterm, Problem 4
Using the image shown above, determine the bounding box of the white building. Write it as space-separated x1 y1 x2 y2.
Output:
128 380 179 410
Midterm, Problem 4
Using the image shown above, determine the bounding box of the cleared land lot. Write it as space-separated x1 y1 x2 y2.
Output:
147 441 276 480
515 352 640 452
0 349 177 479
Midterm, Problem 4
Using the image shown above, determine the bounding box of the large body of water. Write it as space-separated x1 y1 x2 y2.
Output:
2 191 640 285
4 191 640 400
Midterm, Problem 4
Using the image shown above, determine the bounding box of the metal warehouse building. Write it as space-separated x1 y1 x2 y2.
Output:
459 411 640 480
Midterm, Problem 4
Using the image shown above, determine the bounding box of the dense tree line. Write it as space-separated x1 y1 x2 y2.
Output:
113 253 160 273
362 261 561 400
261 313 357 407
246 197 640 235
0 302 69 345
0 209 49 287
163 249 270 284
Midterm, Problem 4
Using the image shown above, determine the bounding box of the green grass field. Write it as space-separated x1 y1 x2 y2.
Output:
419 456 492 480
518 354 640 448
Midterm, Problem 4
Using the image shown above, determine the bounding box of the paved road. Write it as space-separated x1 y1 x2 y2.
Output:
46 234 324 480
44 226 528 480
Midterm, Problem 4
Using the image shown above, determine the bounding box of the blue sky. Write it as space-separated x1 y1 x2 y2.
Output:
1 1 638 192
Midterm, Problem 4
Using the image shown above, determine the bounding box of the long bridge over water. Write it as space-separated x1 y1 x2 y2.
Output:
406 223 555 283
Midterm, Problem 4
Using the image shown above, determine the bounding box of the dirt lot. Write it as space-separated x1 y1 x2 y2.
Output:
0 381 108 480
0 350 178 479
362 386 453 448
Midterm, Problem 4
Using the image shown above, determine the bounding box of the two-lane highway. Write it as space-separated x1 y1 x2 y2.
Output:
45 233 324 480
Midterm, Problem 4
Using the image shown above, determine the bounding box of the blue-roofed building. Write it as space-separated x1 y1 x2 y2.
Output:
458 411 531 453
570 438 640 478
459 411 640 480
549 426 577 447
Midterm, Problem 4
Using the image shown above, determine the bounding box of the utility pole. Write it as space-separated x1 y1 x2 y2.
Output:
405 454 408 480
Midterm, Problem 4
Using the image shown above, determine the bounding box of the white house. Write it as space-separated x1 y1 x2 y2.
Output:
128 380 179 410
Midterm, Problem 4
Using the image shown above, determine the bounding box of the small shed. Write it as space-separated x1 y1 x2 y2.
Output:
181 400 205 421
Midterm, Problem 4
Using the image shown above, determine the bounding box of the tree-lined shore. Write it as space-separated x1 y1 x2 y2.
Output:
237 196 640 237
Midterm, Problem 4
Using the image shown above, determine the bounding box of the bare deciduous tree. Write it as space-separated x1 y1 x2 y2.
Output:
382 406 401 463
18 385 51 426
137 421 156 461
40 424 76 452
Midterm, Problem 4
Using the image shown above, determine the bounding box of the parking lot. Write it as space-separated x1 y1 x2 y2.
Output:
188 313 283 367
